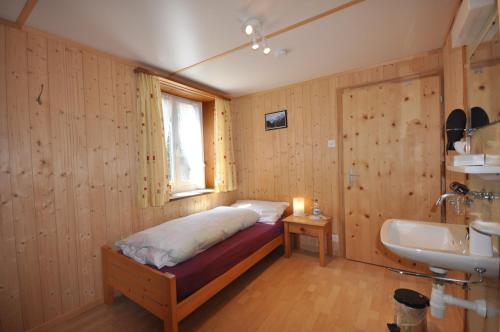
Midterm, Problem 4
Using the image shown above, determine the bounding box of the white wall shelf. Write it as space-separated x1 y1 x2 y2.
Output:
447 165 500 180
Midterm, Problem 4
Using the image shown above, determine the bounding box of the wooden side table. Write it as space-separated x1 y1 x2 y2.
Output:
283 215 333 267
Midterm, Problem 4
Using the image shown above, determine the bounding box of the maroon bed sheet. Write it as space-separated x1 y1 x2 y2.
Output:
157 220 284 302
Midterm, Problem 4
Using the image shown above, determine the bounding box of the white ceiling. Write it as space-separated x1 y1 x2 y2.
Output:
0 0 458 97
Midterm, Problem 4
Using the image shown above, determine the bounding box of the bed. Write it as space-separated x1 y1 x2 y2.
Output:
101 207 285 332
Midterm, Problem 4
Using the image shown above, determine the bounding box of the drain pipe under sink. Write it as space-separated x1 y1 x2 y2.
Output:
388 266 500 319
430 281 488 319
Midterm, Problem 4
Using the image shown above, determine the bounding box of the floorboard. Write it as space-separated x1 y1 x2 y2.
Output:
51 249 464 332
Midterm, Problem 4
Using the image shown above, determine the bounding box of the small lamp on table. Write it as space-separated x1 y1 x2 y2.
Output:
293 197 305 216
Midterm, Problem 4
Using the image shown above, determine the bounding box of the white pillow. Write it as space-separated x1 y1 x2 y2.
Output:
231 200 289 224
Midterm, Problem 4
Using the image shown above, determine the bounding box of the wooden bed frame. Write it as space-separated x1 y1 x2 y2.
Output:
101 234 284 332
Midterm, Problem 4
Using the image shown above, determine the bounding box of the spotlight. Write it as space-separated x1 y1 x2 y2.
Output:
262 39 271 54
243 18 260 36
245 24 253 35
251 38 260 50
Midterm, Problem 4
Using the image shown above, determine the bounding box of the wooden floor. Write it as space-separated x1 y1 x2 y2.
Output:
51 249 464 332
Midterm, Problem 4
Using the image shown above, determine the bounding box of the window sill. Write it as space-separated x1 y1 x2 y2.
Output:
170 189 215 201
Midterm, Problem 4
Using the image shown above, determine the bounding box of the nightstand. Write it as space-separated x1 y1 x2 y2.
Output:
283 215 333 267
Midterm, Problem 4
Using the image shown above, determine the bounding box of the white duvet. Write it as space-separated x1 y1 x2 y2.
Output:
115 206 259 268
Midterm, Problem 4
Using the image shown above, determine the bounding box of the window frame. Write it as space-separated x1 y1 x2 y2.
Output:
159 85 216 199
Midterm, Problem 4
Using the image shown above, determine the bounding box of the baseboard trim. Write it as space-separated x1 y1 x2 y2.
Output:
26 299 102 332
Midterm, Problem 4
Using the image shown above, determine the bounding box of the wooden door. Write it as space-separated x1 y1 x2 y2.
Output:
342 75 442 268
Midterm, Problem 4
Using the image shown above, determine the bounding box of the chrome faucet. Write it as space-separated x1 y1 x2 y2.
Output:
433 182 470 214
435 192 462 207
433 182 499 215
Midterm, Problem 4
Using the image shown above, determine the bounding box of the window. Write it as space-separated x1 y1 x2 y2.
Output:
161 93 205 194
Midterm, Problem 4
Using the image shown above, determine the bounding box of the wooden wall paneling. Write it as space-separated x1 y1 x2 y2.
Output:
1 20 447 330
160 203 175 226
240 97 248 198
421 76 444 221
249 95 258 198
271 91 281 202
443 36 467 224
231 99 242 197
310 80 323 209
6 27 45 329
235 97 246 198
65 46 95 305
47 38 80 312
261 93 272 199
254 94 265 198
113 62 133 239
286 86 298 201
283 87 292 203
140 206 154 230
277 88 290 202
232 99 241 196
263 93 275 200
261 93 271 199
27 32 62 321
231 51 443 258
0 25 25 332
246 96 256 198
98 57 121 244
319 80 333 219
82 51 107 300
181 198 192 218
0 23 240 330
241 97 251 198
192 195 204 214
302 83 314 212
150 205 162 227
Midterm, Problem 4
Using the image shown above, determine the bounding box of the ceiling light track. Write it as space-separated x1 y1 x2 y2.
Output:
243 18 270 55
169 0 365 76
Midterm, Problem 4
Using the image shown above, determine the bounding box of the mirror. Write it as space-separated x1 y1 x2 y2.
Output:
467 13 500 126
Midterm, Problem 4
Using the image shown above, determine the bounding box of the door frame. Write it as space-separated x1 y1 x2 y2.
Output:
335 71 445 259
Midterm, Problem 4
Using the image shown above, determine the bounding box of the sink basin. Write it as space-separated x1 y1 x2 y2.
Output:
380 219 499 277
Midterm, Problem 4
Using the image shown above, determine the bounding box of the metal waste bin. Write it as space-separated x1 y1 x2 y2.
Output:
391 288 429 332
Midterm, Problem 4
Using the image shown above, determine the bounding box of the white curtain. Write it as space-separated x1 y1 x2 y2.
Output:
161 93 205 193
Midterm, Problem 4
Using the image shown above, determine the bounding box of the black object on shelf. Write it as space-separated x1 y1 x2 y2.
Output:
445 109 467 151
471 106 490 129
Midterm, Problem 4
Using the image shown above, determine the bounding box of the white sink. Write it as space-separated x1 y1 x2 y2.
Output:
380 219 500 277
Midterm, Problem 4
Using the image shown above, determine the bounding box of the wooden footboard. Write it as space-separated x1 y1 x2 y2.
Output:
101 234 283 332
101 246 178 332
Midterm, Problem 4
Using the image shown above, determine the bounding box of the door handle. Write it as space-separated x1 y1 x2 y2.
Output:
348 168 359 186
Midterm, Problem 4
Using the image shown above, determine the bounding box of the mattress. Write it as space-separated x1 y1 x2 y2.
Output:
158 220 283 301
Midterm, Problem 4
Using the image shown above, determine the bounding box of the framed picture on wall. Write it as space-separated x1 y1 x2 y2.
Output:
265 110 288 131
